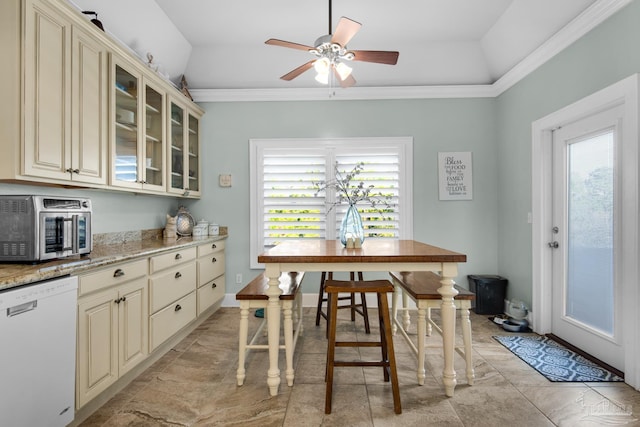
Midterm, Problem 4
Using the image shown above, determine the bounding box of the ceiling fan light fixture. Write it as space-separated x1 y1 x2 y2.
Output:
335 61 352 80
313 57 331 75
315 72 329 85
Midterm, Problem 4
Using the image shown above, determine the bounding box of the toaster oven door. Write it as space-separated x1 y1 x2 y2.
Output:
40 212 91 260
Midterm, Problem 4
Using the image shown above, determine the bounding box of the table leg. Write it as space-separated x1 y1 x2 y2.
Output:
391 283 399 335
438 264 459 397
265 265 282 396
416 304 427 385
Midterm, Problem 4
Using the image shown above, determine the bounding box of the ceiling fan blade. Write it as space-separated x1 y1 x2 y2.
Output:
265 38 314 51
333 67 356 88
280 60 316 81
331 17 361 47
350 50 399 65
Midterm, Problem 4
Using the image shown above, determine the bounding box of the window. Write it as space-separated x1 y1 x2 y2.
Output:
250 137 413 268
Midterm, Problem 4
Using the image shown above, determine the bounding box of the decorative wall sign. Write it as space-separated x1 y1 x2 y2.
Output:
438 151 473 200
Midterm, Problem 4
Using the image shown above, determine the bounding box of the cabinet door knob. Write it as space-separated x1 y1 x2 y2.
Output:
175 253 182 260
211 282 217 289
114 297 121 304
175 272 182 279
174 304 182 312
211 244 217 249
121 296 126 302
113 269 125 278
211 257 217 263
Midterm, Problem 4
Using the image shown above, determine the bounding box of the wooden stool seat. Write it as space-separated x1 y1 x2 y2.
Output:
389 271 475 386
324 279 401 415
236 271 304 387
316 272 370 336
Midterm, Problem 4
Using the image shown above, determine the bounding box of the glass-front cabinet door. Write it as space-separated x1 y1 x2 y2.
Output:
113 62 140 188
169 101 185 193
142 81 165 191
187 112 200 193
168 98 201 197
111 56 166 192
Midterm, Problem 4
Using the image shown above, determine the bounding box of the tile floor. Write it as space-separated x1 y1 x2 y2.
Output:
78 306 640 426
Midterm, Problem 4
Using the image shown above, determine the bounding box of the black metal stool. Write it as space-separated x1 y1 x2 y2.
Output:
324 279 401 414
315 271 371 337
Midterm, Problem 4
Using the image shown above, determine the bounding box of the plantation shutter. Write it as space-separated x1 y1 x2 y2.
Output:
262 152 327 248
334 152 400 239
250 137 412 267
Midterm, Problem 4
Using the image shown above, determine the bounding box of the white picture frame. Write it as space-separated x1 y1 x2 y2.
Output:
438 151 473 200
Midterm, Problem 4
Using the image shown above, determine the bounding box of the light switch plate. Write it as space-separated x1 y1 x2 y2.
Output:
219 174 232 187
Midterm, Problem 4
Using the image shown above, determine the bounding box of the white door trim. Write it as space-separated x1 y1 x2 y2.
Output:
531 74 639 389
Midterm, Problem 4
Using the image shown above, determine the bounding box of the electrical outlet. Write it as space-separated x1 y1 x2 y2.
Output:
235 273 242 284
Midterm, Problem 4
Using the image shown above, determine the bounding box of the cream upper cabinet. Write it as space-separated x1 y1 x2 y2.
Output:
110 56 166 193
20 0 107 185
0 0 202 197
70 25 108 184
168 97 202 197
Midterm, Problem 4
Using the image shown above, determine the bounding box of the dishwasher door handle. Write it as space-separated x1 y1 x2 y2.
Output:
6 300 38 317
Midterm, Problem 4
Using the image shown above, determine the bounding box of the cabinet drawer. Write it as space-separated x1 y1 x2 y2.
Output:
197 252 225 286
197 240 225 257
197 274 225 315
149 291 196 351
78 259 147 296
149 247 196 274
149 262 196 313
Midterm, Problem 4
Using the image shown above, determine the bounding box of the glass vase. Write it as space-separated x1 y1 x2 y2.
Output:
339 204 365 247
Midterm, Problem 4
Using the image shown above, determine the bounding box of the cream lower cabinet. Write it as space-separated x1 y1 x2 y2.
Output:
76 259 148 409
149 247 197 351
196 241 226 315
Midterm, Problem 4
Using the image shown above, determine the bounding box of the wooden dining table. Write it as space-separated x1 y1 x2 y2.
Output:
257 239 467 397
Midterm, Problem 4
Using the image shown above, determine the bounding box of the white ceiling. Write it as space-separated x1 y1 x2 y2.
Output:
69 0 617 93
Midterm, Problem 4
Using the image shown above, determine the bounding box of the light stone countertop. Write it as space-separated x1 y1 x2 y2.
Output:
0 232 228 292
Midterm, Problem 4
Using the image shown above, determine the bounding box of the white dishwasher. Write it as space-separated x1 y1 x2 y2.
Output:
0 275 78 427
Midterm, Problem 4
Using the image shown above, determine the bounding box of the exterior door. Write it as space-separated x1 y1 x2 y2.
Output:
550 105 623 370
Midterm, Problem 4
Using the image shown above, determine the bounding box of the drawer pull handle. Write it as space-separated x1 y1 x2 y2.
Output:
211 257 217 263
113 269 125 278
175 253 182 260
174 304 182 312
211 244 217 249
212 283 217 289
175 272 182 279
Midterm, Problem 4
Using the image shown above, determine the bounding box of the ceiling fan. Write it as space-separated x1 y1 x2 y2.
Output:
265 0 399 88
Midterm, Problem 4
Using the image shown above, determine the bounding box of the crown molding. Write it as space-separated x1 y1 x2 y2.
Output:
191 0 631 103
492 0 632 97
190 84 497 102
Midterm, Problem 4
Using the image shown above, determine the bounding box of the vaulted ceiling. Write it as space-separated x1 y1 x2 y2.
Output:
69 0 625 98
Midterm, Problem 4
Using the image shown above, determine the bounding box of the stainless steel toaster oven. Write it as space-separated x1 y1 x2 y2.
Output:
0 195 92 262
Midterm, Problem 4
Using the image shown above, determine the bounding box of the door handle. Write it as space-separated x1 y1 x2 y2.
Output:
548 241 559 248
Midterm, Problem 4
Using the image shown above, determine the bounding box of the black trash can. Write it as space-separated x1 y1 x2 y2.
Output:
467 275 508 315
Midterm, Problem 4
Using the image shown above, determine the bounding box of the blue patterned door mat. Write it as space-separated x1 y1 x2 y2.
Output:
494 335 624 382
